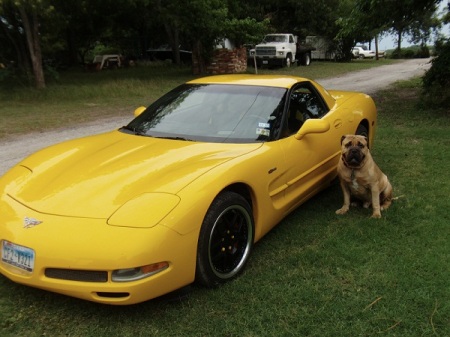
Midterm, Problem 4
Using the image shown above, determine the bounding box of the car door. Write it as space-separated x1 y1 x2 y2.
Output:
277 82 342 213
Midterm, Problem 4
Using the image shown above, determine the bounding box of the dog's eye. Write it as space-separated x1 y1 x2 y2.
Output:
357 142 365 148
345 142 352 148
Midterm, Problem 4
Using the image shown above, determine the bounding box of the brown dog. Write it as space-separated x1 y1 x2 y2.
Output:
336 135 393 218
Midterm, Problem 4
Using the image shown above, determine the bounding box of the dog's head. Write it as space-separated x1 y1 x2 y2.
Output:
340 135 369 168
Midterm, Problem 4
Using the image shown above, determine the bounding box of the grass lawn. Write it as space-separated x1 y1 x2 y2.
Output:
0 65 449 336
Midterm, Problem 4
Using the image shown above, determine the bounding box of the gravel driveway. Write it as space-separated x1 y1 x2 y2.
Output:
0 58 431 176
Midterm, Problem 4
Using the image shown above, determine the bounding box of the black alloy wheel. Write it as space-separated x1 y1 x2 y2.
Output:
196 191 254 287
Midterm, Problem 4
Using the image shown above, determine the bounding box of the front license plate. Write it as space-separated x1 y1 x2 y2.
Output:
263 60 268 64
1 240 35 272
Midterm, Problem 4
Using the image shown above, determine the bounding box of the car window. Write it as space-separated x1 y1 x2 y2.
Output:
125 84 287 143
281 82 329 137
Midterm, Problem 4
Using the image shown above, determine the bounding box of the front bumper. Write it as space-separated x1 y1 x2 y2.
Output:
256 57 285 66
0 195 198 305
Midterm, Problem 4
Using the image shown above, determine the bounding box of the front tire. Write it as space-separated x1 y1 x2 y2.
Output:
284 54 292 67
196 191 254 287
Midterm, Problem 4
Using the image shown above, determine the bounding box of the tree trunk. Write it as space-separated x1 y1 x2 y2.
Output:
66 28 79 66
164 23 181 65
18 5 46 89
192 40 206 74
396 30 402 52
375 35 379 61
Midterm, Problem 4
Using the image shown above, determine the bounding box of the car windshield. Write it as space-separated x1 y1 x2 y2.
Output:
264 35 287 43
123 84 287 143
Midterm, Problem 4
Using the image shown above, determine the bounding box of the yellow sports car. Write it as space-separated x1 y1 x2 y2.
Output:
0 75 377 305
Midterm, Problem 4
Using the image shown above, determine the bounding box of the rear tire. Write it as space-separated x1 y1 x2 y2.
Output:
196 191 254 287
299 53 311 66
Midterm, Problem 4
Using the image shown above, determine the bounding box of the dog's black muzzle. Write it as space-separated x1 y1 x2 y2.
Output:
345 147 365 167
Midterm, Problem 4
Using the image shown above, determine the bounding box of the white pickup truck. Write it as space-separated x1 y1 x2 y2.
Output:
249 34 314 67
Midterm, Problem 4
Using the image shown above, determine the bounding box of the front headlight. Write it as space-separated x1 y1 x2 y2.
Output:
108 193 180 228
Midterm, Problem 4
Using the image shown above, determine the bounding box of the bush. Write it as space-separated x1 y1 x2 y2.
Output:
422 38 450 110
415 45 430 58
389 45 430 59
390 48 413 59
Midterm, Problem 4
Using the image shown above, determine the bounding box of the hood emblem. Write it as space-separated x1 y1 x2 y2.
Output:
24 217 43 229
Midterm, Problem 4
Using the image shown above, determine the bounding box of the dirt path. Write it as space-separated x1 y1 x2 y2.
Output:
0 58 431 176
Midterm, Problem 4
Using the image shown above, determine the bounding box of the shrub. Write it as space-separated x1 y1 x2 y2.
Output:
415 45 430 58
422 38 450 110
389 45 430 59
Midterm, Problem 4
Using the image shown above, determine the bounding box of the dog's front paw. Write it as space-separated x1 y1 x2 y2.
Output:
370 212 382 219
336 207 349 215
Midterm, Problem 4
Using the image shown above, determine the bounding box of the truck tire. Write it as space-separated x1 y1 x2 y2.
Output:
284 54 292 67
298 52 311 66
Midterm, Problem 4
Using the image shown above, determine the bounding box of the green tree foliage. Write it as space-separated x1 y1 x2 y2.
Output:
241 0 342 38
151 0 228 70
1 0 448 87
221 17 270 46
385 0 440 49
422 2 450 111
335 0 371 60
337 0 441 59
0 0 54 88
0 1 30 71
421 2 449 109
51 0 138 64
365 0 440 50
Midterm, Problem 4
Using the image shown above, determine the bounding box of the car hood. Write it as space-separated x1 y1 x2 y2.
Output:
5 131 262 218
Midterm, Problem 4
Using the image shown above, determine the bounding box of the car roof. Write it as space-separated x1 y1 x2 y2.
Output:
188 74 336 109
188 74 311 89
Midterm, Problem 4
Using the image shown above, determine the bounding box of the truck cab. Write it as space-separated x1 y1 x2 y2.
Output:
250 34 297 67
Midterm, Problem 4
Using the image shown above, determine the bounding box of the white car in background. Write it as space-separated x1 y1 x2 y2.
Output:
352 46 376 59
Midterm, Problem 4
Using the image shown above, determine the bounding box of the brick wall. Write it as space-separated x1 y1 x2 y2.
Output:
193 47 247 75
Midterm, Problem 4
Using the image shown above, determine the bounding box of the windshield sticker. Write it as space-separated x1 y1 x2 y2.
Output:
258 122 270 129
256 128 270 137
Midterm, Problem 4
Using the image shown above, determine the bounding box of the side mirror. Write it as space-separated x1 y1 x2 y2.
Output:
134 106 146 117
294 119 330 140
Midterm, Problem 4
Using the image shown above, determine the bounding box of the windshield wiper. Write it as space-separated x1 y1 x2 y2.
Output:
154 136 194 141
120 126 148 136
121 127 193 141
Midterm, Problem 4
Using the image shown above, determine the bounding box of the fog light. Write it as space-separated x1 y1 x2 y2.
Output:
112 262 169 282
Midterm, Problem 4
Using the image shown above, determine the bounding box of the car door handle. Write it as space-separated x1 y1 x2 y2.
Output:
333 119 342 129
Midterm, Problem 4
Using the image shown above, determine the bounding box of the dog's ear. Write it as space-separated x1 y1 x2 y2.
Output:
340 135 346 144
355 134 368 144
